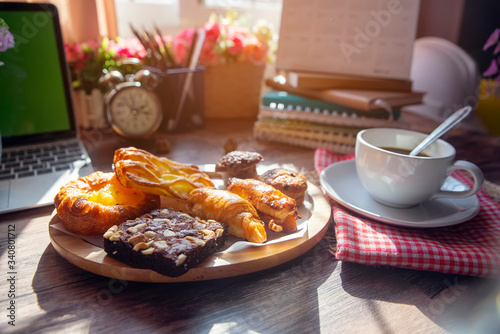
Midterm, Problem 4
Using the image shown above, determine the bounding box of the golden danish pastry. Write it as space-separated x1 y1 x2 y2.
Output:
113 147 214 199
54 171 160 235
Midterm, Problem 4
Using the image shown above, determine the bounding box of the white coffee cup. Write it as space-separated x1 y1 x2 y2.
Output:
355 128 484 208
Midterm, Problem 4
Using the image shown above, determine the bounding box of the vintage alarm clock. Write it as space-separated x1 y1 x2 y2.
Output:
100 63 163 139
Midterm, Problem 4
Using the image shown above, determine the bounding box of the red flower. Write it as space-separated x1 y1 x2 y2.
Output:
204 21 222 43
226 30 246 57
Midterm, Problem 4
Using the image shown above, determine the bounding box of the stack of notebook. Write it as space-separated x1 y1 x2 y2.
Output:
253 74 425 154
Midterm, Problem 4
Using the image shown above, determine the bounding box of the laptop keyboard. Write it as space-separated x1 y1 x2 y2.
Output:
0 141 90 181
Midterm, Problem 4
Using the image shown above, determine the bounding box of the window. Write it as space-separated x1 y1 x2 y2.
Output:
114 0 282 38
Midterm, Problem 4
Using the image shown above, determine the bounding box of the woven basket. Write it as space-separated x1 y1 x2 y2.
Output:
204 62 265 119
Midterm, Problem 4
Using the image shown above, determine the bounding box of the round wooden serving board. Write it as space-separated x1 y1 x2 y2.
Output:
49 182 331 282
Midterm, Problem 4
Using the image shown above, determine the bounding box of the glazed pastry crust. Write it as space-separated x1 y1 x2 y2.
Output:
114 147 214 199
54 171 160 235
228 178 299 232
187 188 267 243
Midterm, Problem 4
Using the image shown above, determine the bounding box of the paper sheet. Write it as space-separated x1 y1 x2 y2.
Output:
276 0 421 80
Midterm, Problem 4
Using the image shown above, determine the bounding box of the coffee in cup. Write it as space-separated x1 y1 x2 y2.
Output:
355 128 484 208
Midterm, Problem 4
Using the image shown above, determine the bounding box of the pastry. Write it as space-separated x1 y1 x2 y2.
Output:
228 178 299 232
113 147 214 199
54 171 160 235
215 150 263 179
103 208 228 277
259 168 308 206
186 188 267 243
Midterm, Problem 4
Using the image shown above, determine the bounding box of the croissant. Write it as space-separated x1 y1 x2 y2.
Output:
186 188 267 243
113 147 214 199
227 178 299 232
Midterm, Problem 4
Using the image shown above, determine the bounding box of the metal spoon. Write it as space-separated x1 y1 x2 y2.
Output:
409 105 472 156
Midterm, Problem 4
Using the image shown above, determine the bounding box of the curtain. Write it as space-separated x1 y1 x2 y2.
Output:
8 0 117 43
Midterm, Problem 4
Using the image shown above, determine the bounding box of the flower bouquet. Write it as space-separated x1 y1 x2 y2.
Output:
172 11 277 118
65 37 149 129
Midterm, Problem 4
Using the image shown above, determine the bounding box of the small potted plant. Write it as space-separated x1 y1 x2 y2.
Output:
65 37 147 129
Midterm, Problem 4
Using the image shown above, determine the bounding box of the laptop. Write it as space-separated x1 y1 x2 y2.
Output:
0 2 94 214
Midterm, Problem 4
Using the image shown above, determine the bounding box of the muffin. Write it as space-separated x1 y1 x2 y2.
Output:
215 151 263 179
259 168 308 206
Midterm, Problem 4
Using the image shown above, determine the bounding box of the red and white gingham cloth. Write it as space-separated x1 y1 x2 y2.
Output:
314 148 500 278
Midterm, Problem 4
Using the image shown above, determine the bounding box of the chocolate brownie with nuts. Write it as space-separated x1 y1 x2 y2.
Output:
103 208 228 277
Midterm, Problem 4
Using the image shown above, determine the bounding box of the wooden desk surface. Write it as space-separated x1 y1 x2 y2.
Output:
1 117 499 333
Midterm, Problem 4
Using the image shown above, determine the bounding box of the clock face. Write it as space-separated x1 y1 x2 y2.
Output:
106 82 162 138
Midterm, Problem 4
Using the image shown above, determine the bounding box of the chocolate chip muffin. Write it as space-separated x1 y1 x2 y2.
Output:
215 150 264 179
259 168 308 206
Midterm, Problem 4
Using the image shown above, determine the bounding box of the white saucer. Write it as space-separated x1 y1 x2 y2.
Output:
319 160 480 228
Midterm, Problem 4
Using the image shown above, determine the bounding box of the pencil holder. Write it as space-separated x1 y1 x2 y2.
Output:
148 66 205 133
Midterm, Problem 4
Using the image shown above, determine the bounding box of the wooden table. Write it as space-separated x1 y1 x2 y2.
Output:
1 117 499 334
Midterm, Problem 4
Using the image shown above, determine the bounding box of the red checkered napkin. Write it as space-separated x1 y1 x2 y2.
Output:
315 148 500 278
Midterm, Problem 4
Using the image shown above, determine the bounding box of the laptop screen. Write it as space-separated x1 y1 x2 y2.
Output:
0 3 76 148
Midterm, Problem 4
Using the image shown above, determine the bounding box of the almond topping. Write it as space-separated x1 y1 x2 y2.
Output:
141 247 155 255
185 236 206 246
154 240 168 248
127 223 147 234
128 234 146 246
163 230 175 237
176 254 187 266
103 225 119 238
144 231 157 239
132 241 152 251
200 229 215 238
103 229 115 239
109 231 123 241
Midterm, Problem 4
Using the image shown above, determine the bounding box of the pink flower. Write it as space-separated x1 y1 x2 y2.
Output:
64 42 85 63
171 12 276 66
483 28 500 52
82 40 101 56
112 38 147 59
173 28 195 64
483 59 499 78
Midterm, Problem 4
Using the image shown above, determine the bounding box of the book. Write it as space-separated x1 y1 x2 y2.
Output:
265 78 425 112
287 71 413 92
253 120 357 154
258 106 407 129
261 90 405 122
257 117 363 138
